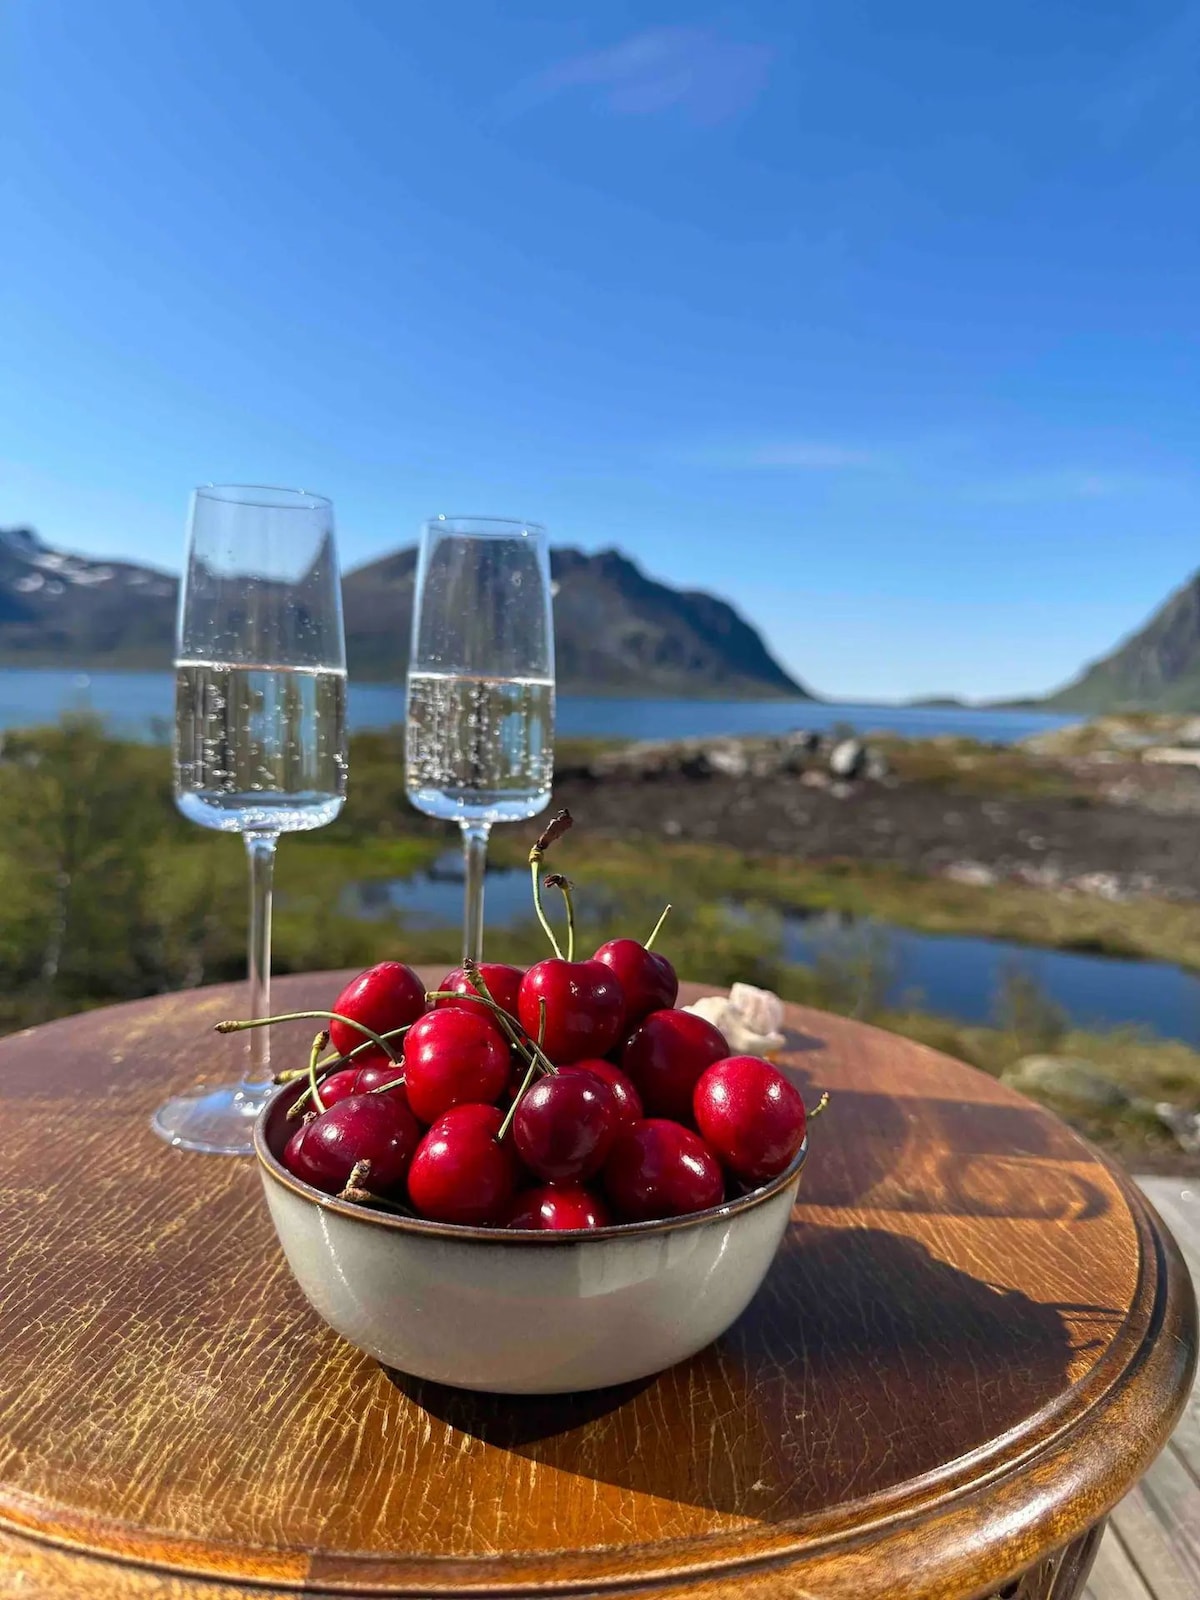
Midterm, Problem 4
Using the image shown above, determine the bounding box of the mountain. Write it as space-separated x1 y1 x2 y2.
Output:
1045 570 1200 713
342 544 807 697
0 529 809 699
0 528 177 668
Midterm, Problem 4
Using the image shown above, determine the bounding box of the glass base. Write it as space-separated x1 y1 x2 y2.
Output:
150 1082 269 1156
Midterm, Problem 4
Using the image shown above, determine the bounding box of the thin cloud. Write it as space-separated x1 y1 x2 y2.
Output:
969 470 1169 504
500 28 773 126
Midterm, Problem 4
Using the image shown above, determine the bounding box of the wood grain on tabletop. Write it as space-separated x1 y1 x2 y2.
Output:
0 969 1193 1600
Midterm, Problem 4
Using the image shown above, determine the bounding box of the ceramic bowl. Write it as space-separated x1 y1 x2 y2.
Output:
254 1084 807 1394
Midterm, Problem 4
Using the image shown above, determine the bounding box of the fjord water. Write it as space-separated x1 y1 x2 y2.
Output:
174 662 347 833
0 667 1078 745
404 670 554 822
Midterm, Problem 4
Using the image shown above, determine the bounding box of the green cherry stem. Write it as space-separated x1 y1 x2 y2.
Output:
543 874 576 962
809 1090 831 1121
216 1009 402 1065
496 995 549 1145
307 1030 330 1114
529 859 563 959
276 1023 413 1085
644 902 672 951
528 809 573 959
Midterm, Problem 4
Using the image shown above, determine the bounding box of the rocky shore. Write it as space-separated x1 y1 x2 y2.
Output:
553 726 1200 902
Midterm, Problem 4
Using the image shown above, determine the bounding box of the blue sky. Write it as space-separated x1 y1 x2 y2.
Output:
4 0 1198 700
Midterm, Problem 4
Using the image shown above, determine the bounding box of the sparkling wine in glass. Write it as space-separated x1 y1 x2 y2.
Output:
153 485 347 1155
405 516 555 961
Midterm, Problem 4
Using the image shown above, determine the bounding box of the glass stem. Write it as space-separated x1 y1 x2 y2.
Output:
460 821 491 964
243 831 278 1092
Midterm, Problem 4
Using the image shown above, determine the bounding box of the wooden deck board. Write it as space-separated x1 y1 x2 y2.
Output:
1085 1523 1155 1600
1090 1179 1200 1600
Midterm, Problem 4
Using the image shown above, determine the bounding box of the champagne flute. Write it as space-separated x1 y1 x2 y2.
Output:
405 516 555 961
152 485 348 1155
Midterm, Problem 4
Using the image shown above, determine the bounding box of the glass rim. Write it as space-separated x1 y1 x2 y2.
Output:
195 484 333 512
424 514 546 539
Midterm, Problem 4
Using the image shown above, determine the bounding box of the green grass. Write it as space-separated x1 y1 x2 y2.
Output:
486 832 1200 972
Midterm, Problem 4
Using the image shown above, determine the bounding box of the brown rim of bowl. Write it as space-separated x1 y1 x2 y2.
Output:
254 1079 809 1246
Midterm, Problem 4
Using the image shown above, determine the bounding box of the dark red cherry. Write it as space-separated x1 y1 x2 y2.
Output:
559 1059 643 1130
435 963 524 1021
407 1103 519 1225
317 1068 362 1107
283 1093 420 1197
602 1119 724 1223
518 958 625 1064
508 1184 611 1230
512 1072 618 1183
620 1009 729 1122
594 938 678 1027
350 1062 412 1118
330 962 426 1068
402 1008 510 1123
352 1061 407 1095
693 1056 807 1183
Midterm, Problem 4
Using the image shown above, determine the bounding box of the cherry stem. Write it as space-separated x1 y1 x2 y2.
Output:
338 1159 373 1204
337 1163 417 1216
529 860 563 959
809 1090 831 1121
543 874 575 962
217 1009 401 1065
307 1030 330 1115
644 902 672 951
528 809 572 960
496 995 549 1145
426 978 558 1080
460 960 557 1075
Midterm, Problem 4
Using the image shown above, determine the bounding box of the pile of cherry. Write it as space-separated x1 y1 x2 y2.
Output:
235 814 814 1231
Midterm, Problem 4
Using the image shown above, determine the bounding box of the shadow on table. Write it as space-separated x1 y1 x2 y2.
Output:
387 1224 1101 1521
798 1089 1113 1220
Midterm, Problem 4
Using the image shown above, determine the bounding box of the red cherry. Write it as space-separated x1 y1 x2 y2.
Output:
350 1062 413 1119
352 1062 407 1095
693 1056 807 1184
317 1068 362 1107
593 938 678 1027
512 1072 618 1182
508 1184 612 1230
283 1093 420 1197
559 1059 643 1130
603 1119 725 1222
402 1008 510 1123
436 963 524 1021
330 962 426 1068
621 1009 729 1122
407 1103 519 1225
518 958 625 1064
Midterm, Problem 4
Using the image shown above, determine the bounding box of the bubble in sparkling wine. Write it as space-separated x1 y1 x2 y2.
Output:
174 662 347 834
404 671 554 824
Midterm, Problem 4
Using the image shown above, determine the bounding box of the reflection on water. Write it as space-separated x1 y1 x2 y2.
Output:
341 856 1200 1046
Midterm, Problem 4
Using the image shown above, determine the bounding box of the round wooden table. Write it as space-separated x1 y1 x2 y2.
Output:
0 972 1193 1600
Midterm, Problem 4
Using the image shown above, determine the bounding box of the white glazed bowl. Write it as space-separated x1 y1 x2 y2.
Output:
255 1084 807 1394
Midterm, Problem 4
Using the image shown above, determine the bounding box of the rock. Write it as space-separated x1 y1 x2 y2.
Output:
1150 1102 1200 1154
864 750 890 782
1068 871 1126 902
705 741 751 779
792 730 822 755
829 738 865 780
1002 1056 1131 1112
943 860 998 888
800 769 831 790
